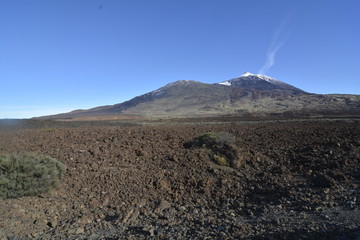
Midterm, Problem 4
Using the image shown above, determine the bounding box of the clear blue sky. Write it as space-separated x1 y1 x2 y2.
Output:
1 0 359 118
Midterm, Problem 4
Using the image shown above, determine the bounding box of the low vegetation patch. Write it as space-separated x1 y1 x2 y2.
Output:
185 132 240 167
0 153 66 198
42 128 57 132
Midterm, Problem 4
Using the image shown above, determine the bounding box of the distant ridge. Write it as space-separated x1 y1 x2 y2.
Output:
38 73 360 120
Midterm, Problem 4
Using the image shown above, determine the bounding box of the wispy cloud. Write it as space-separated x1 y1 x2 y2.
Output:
258 14 293 75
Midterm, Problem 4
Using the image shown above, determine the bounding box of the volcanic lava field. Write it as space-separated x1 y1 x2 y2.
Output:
0 118 359 239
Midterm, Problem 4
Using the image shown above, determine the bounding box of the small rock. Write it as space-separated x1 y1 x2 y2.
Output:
19 209 26 215
31 232 39 238
149 228 155 237
79 215 92 225
128 209 140 224
216 226 225 232
47 219 58 228
178 206 186 211
67 226 85 235
315 207 323 212
155 200 172 214
89 198 100 208
312 173 335 188
136 198 147 208
91 162 99 169
75 227 85 234
102 197 110 207
347 201 356 208
34 218 48 227
122 208 140 224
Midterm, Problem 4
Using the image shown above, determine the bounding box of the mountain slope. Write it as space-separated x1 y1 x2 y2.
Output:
39 73 360 120
43 80 234 119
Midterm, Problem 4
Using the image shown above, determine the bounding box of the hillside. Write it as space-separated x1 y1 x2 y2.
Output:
39 73 360 120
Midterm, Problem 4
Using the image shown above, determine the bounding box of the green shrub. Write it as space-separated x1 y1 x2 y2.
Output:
186 132 239 167
0 153 66 198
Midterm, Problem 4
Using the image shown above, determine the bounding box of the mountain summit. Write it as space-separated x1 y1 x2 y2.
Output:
218 72 304 92
38 73 360 120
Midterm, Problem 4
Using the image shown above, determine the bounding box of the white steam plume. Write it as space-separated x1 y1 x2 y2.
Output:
258 14 292 75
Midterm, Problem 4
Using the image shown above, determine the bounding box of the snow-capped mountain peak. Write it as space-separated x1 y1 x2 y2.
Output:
241 72 253 77
218 72 304 92
240 72 276 83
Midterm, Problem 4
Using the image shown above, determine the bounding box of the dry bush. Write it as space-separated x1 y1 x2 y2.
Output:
0 153 66 198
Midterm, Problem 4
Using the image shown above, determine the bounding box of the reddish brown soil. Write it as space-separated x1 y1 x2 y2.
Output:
0 119 359 239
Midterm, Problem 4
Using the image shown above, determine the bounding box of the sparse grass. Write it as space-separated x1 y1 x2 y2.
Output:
213 154 230 167
188 131 236 148
0 153 66 198
186 132 238 167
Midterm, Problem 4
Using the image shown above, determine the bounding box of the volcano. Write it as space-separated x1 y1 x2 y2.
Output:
38 73 360 120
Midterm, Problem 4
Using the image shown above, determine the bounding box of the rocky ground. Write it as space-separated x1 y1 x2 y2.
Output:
0 118 359 239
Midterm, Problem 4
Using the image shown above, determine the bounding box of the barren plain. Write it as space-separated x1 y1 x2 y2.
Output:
0 118 359 239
